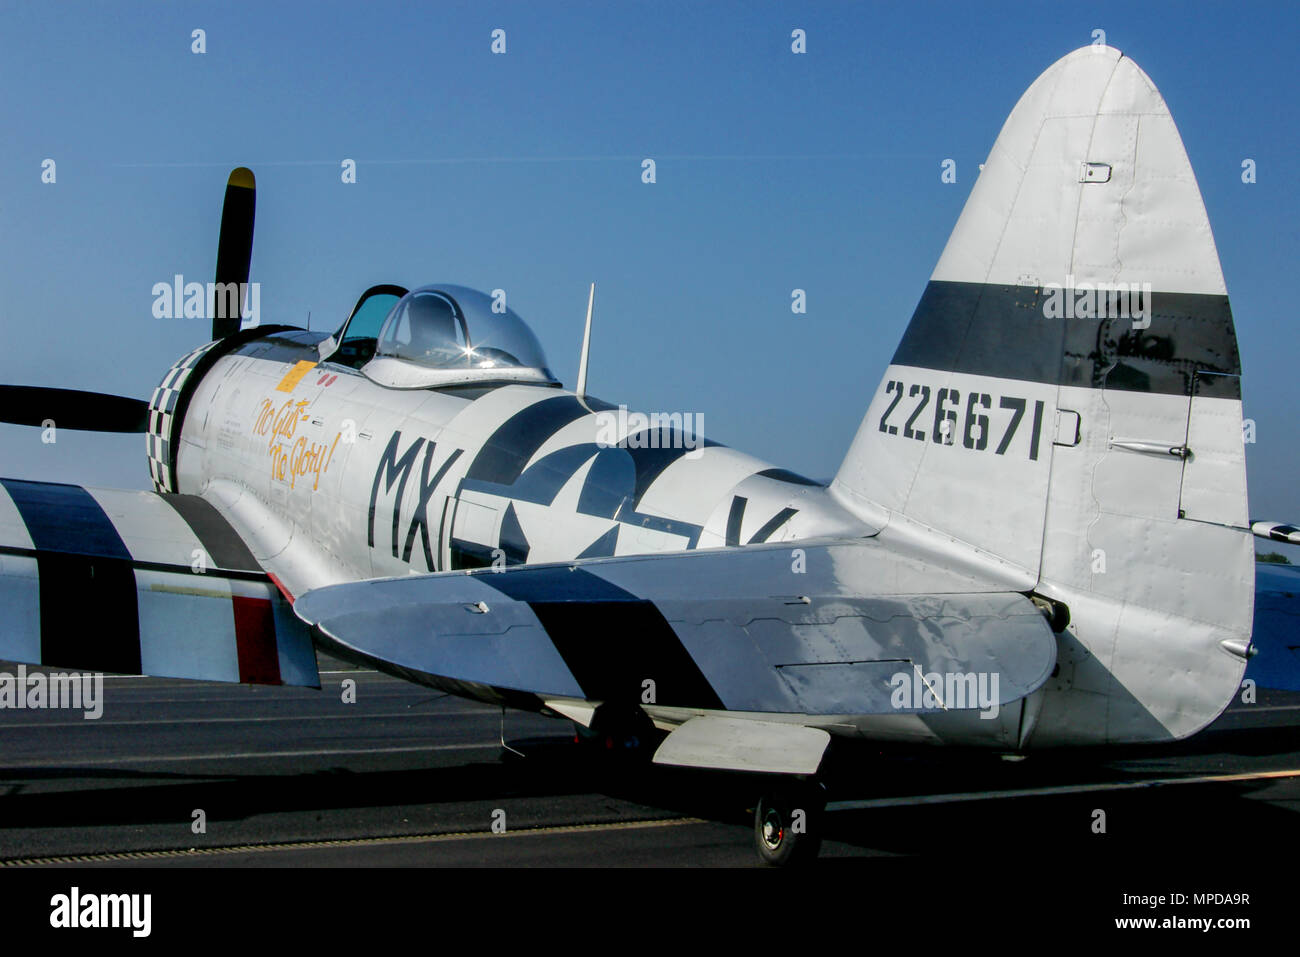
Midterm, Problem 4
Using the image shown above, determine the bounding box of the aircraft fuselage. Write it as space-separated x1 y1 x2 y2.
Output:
176 330 869 595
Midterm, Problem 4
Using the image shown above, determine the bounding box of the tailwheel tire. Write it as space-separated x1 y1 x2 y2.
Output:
754 782 825 866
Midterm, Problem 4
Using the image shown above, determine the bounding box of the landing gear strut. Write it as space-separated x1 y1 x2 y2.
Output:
572 704 659 759
754 780 826 866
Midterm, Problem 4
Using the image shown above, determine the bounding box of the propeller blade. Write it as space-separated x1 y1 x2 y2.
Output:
212 166 256 340
0 386 149 433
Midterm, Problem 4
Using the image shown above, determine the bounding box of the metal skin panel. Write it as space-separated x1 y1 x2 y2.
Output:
1029 384 1252 745
835 365 1059 576
931 48 1226 296
580 536 996 599
83 487 214 568
134 568 242 682
309 599 585 700
0 482 42 662
1180 383 1249 527
699 472 873 549
0 480 36 550
0 490 42 661
271 598 322 687
0 553 41 663
654 593 1053 715
134 567 318 690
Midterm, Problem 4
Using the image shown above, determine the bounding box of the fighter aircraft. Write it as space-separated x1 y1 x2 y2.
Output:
1 45 1296 864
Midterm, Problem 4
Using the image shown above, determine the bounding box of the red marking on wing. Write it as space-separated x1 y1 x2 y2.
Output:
231 595 283 685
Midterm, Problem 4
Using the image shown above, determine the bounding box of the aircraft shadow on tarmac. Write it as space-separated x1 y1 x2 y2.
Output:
0 699 1297 863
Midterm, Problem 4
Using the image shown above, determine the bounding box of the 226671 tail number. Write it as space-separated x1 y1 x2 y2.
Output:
877 380 1045 461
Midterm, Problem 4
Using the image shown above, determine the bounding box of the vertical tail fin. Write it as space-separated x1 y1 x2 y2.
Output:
833 46 1252 743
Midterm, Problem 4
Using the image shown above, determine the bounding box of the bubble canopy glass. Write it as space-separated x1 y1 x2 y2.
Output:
362 285 558 389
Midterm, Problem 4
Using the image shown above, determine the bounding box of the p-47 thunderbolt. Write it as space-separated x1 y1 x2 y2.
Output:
2 46 1296 864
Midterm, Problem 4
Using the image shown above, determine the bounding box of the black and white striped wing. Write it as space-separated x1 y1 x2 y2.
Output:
293 539 1056 718
0 478 318 687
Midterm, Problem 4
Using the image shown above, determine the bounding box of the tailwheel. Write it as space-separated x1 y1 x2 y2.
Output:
754 781 825 866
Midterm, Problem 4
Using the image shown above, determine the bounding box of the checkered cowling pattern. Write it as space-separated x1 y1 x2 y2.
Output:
146 340 222 493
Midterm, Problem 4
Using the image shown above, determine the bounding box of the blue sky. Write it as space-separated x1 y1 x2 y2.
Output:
1 0 1297 556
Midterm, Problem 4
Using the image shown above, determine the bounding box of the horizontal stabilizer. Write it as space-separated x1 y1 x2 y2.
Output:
1252 522 1300 547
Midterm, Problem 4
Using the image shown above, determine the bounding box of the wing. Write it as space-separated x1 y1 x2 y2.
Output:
294 537 1057 769
0 478 318 687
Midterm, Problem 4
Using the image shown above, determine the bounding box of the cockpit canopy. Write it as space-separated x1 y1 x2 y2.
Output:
333 285 558 390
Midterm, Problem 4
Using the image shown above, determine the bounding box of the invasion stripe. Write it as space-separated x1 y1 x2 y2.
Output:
625 435 722 508
756 467 822 487
1251 522 1300 545
475 565 633 604
162 493 262 571
0 479 141 675
477 568 724 710
164 493 282 683
529 600 725 710
0 479 133 560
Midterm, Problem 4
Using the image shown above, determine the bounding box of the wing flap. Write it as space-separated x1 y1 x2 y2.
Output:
652 716 830 774
0 479 318 687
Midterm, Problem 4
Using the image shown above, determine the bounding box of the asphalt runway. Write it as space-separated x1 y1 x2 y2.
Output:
0 656 1298 868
